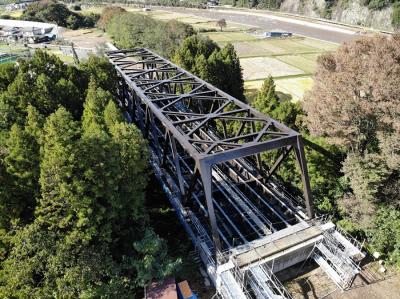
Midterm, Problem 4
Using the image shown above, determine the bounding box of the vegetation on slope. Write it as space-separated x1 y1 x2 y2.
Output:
304 34 400 266
105 11 195 58
0 51 179 297
21 0 98 29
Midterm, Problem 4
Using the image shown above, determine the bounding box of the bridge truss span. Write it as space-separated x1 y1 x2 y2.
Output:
107 48 314 251
106 48 365 298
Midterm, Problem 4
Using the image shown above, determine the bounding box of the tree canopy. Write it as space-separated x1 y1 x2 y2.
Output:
106 12 195 58
0 51 179 297
21 0 98 29
174 35 245 100
304 34 400 266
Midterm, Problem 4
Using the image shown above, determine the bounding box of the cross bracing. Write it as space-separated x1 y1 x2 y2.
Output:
106 47 366 298
106 48 315 254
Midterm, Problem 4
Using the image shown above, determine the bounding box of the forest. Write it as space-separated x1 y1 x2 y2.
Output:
0 52 179 297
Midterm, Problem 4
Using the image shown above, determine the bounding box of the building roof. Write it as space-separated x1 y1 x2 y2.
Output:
146 277 177 299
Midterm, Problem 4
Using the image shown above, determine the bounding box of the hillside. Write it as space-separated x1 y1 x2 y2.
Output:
213 0 397 30
278 0 395 31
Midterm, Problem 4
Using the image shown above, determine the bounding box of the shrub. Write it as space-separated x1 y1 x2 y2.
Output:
392 2 400 28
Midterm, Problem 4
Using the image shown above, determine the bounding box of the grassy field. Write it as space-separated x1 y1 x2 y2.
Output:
145 10 255 31
203 32 257 43
0 9 23 18
201 30 337 101
244 76 313 102
241 57 305 80
276 55 318 74
222 34 333 100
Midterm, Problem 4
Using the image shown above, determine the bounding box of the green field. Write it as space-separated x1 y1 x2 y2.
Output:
0 9 23 18
199 30 337 100
78 5 338 101
231 38 328 58
241 56 305 80
245 76 314 102
276 55 318 74
201 32 257 42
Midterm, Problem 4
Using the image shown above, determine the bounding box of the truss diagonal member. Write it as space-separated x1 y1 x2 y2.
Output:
106 48 315 237
172 115 208 125
253 122 271 142
266 145 293 179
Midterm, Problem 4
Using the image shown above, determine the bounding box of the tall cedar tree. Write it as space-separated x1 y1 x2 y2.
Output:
174 35 245 101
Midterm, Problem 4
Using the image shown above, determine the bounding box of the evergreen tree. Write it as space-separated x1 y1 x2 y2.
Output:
253 76 303 129
81 79 113 134
104 100 124 134
0 50 180 296
174 36 245 100
0 62 17 92
37 107 80 230
4 124 39 223
253 76 279 115
79 56 119 94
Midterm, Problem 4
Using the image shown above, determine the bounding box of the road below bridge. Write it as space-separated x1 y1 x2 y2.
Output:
157 7 360 44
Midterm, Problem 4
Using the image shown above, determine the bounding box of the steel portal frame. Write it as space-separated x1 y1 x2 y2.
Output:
106 48 315 254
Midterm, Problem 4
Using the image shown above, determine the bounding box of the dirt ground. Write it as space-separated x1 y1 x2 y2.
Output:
59 28 110 49
282 260 400 299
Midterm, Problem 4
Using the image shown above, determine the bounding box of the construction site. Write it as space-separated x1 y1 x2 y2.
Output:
106 47 367 299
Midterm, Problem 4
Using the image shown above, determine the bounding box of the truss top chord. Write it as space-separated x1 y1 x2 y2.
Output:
106 48 300 166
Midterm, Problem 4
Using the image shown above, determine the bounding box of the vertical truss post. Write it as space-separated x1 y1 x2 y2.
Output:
149 111 162 161
251 121 263 170
121 84 133 123
171 136 185 196
161 131 170 168
294 136 315 219
134 94 145 133
184 167 199 204
198 161 222 255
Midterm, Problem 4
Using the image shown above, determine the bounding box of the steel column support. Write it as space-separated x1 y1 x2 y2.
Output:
149 111 162 161
198 161 222 255
134 94 145 133
184 167 200 204
294 136 315 219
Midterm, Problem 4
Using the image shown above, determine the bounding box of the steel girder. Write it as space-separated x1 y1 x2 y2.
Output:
106 48 315 254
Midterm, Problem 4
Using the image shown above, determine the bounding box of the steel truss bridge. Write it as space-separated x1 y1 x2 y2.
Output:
106 48 365 298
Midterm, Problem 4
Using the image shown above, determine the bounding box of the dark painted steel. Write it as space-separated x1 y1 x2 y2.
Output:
106 48 315 254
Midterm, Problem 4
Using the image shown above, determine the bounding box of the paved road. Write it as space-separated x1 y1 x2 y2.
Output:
157 7 359 44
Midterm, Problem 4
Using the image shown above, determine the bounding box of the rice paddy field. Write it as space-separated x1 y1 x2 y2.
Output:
136 9 338 101
79 6 339 101
200 30 338 101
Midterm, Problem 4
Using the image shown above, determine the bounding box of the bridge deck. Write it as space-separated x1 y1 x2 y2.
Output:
233 225 322 268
